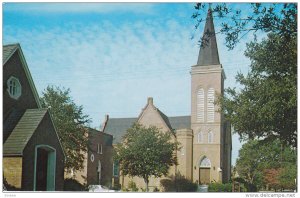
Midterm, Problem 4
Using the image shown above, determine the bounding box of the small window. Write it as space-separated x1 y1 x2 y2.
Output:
97 144 103 154
208 131 214 143
7 76 21 99
197 132 203 143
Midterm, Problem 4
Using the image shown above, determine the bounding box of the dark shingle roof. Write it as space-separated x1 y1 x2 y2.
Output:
157 109 172 130
169 116 191 130
197 9 220 66
3 44 19 64
103 117 137 144
3 109 25 143
104 116 191 144
3 109 48 156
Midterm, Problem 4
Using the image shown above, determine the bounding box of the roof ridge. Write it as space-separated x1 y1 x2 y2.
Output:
3 43 20 47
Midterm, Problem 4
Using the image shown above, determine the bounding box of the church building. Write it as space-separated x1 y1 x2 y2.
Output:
103 9 232 190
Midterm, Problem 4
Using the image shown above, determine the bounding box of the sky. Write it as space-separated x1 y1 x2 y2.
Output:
2 2 263 165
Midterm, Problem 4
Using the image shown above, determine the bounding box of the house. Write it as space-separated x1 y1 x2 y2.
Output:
103 9 232 190
3 43 65 191
65 127 114 188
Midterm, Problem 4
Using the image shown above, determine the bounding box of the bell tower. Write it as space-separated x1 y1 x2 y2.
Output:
190 8 226 184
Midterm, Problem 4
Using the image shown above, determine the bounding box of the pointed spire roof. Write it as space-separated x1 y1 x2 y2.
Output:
197 8 220 66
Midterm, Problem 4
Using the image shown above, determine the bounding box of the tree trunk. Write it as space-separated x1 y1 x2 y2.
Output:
144 177 149 192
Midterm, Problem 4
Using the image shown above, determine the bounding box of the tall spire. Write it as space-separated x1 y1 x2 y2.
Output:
197 8 220 66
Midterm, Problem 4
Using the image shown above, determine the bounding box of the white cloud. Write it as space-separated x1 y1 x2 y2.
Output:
4 19 197 119
4 3 156 14
4 10 254 165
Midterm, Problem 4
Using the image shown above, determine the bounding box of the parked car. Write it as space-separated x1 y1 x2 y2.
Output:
88 185 116 192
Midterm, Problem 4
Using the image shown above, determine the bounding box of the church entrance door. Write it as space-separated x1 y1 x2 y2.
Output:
199 168 210 184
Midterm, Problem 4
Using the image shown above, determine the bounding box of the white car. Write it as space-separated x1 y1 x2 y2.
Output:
88 185 116 192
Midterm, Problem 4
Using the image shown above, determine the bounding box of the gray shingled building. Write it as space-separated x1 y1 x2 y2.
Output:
3 44 65 191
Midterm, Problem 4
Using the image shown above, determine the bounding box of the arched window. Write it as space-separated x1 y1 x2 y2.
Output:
197 88 204 122
97 160 102 184
208 131 214 143
7 76 22 100
207 88 215 122
197 131 203 143
199 156 211 168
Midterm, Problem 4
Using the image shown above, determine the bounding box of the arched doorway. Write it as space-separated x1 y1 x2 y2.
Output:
34 145 56 191
199 156 211 184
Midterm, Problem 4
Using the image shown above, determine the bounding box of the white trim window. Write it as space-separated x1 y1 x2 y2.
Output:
197 131 203 143
97 144 103 154
7 76 21 100
208 131 214 143
197 88 205 122
207 88 215 122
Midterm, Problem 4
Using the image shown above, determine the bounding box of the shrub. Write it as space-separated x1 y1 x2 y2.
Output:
176 178 198 192
160 177 198 192
208 182 232 192
160 179 175 192
64 178 87 191
127 180 139 192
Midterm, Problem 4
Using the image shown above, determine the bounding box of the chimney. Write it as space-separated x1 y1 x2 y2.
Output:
100 114 109 132
147 97 153 105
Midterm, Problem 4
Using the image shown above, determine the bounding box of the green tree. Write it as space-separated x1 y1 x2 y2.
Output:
220 33 296 147
115 123 178 192
193 3 297 50
236 139 296 191
236 140 263 192
40 86 91 172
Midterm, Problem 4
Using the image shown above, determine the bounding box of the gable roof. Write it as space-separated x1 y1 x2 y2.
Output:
3 109 48 156
104 117 137 144
3 108 25 143
3 44 19 64
3 43 41 108
137 97 172 131
169 116 191 130
157 109 173 131
104 116 190 144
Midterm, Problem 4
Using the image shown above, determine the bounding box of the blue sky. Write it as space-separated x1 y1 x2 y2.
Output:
3 2 262 165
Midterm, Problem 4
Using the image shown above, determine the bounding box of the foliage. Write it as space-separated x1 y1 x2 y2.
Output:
63 178 87 191
236 139 297 191
160 176 198 192
278 164 297 190
263 168 281 191
40 86 91 172
208 182 232 192
219 32 297 147
160 178 175 192
115 123 178 192
175 177 198 192
193 3 297 50
236 140 264 191
127 180 139 192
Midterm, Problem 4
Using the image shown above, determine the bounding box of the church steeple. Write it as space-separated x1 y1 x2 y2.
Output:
197 8 220 66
